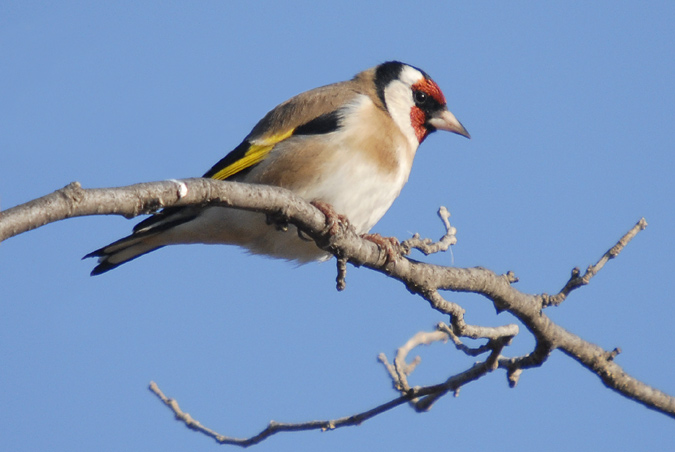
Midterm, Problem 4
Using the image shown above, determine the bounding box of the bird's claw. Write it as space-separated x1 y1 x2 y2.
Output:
311 200 351 236
362 233 401 264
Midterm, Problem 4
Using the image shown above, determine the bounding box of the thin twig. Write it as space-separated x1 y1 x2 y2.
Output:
393 330 449 392
413 339 509 411
542 218 648 307
380 319 517 404
336 257 348 291
400 206 457 256
149 380 462 447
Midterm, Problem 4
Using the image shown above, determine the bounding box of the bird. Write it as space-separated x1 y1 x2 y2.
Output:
85 61 470 275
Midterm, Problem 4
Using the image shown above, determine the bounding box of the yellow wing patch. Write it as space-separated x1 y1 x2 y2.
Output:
210 129 295 181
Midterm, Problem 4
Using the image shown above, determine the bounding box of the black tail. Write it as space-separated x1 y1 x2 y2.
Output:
84 232 165 275
85 207 198 275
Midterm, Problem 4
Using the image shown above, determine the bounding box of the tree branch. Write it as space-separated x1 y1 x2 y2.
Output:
2 179 672 448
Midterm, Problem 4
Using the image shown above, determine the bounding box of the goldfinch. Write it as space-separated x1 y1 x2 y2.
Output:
86 61 469 275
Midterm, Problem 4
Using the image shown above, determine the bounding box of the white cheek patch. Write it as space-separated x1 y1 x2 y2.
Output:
383 66 424 149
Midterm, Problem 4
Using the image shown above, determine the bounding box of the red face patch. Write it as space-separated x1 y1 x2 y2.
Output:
410 106 428 143
409 78 447 143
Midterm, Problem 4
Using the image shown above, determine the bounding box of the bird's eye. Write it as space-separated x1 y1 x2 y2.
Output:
413 90 428 106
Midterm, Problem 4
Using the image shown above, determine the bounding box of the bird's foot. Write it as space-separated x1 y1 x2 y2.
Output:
362 233 401 264
311 200 351 236
266 211 290 232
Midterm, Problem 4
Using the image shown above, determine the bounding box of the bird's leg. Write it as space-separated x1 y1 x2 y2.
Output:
362 233 401 263
311 200 351 236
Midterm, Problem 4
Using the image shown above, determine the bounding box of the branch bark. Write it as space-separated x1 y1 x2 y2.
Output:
1 179 671 447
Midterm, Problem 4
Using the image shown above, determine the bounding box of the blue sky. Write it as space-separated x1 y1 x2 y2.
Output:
1 2 674 451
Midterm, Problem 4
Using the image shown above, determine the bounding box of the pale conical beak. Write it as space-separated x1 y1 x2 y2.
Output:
427 109 470 139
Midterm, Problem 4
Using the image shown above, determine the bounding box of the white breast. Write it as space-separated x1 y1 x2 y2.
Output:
292 95 417 233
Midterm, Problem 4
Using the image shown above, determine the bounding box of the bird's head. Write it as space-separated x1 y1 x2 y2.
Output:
373 61 470 145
